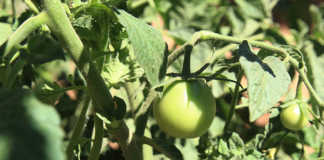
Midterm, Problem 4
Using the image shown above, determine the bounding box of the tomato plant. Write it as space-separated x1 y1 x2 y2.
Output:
1 0 324 160
280 103 309 131
154 79 216 138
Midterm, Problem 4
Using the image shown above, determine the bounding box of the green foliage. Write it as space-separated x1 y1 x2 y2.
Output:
238 41 291 121
1 0 324 160
0 89 65 160
0 23 12 47
116 9 167 87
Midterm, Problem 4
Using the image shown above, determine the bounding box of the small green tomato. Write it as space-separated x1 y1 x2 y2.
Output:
153 79 216 138
280 103 308 131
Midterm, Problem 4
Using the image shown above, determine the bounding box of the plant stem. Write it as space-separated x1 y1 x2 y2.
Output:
320 140 324 158
167 30 324 108
66 96 91 160
43 0 84 65
224 69 243 132
4 11 49 60
88 115 104 160
24 0 39 13
11 0 16 18
135 89 157 120
124 83 136 115
298 69 324 107
182 45 192 79
296 76 304 100
209 33 264 64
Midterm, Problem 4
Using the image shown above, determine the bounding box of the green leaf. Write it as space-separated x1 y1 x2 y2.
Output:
218 139 230 156
72 3 115 51
115 9 167 87
238 41 291 121
101 56 144 87
0 89 65 160
27 33 65 66
226 7 244 36
234 0 265 19
0 22 12 47
34 81 65 105
229 132 244 149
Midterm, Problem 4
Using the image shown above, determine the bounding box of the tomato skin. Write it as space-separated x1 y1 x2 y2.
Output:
280 103 308 131
154 80 216 138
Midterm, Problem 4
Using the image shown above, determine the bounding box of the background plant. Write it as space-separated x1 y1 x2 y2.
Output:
1 0 324 160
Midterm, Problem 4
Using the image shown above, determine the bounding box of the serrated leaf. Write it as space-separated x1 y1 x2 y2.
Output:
0 23 12 47
238 41 291 121
115 9 167 87
229 133 244 149
0 89 65 160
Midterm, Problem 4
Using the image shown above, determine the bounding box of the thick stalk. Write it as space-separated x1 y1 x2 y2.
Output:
43 0 84 65
42 1 139 160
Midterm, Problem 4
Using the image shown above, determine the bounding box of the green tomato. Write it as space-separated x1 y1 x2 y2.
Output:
154 79 216 138
280 103 308 131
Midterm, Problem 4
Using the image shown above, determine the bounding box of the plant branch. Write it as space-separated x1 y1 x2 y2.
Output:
4 11 49 61
24 0 39 13
298 69 324 107
66 96 91 160
135 89 157 120
167 30 324 108
224 69 243 132
43 0 84 66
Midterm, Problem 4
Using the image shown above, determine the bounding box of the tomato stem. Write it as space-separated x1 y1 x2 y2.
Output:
24 0 39 14
296 76 304 100
224 69 243 132
181 45 193 79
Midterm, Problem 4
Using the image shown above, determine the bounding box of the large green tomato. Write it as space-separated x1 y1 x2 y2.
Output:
280 103 308 131
154 79 216 138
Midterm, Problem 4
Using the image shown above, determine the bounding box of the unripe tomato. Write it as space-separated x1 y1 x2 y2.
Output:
153 79 216 138
280 103 308 131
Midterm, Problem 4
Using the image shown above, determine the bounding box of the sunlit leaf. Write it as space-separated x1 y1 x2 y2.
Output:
239 41 291 121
